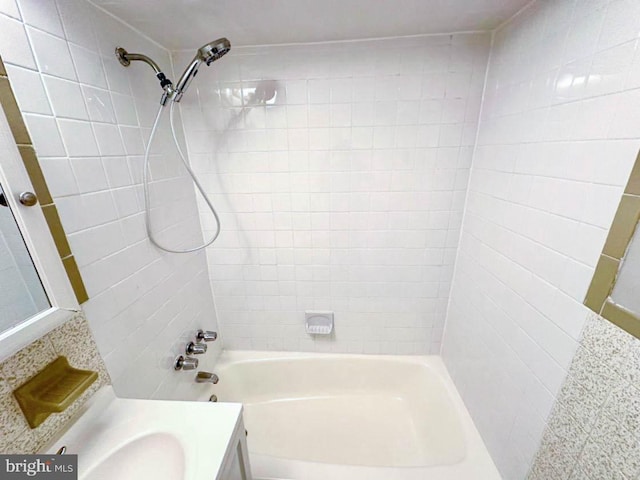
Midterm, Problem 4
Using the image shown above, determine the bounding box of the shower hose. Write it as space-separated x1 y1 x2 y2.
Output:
143 101 221 253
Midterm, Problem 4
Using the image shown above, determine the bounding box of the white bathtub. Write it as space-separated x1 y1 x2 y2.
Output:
206 351 501 480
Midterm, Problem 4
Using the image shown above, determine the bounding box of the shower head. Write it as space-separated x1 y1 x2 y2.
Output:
198 38 231 65
173 38 231 102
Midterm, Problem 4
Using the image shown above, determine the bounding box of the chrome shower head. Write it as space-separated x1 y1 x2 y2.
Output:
198 38 231 65
174 38 231 102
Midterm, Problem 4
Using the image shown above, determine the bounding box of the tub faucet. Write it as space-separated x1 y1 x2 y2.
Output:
196 372 219 384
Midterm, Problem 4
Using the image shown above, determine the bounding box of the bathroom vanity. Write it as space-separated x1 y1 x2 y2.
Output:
44 386 252 480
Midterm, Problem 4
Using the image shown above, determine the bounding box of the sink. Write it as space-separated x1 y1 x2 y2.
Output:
83 433 185 480
45 386 245 480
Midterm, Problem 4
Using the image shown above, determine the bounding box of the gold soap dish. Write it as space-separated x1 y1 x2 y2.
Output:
13 356 98 428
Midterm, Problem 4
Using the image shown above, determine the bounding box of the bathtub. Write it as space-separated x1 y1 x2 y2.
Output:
206 351 501 480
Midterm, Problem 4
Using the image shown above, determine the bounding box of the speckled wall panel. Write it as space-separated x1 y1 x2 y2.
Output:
0 313 110 454
528 312 640 480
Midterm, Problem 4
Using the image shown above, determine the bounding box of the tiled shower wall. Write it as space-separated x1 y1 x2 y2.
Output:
175 34 490 353
0 0 221 399
442 0 640 478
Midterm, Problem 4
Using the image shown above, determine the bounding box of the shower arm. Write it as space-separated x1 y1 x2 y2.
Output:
115 47 174 104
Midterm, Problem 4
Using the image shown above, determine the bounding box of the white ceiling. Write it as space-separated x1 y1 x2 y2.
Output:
92 0 531 50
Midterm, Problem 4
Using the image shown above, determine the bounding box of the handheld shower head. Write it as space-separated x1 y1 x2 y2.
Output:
198 38 231 65
174 38 231 102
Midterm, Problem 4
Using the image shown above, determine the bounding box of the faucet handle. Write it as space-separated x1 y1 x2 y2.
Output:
174 355 198 371
186 341 207 355
196 371 219 384
197 330 218 342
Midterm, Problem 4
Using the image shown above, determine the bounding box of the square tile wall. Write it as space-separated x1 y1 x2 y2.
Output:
0 0 222 399
442 0 640 478
0 312 110 454
1 55 88 305
174 33 491 354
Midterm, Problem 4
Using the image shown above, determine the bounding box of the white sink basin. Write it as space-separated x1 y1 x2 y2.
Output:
45 387 244 480
83 433 185 480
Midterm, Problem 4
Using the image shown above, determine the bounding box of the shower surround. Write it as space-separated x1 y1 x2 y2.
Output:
174 2 640 475
443 0 640 478
0 0 222 400
175 33 490 354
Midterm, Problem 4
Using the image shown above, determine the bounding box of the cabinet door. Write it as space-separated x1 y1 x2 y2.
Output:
221 441 250 480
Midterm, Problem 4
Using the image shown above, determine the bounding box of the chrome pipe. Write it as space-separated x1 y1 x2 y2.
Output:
115 47 162 74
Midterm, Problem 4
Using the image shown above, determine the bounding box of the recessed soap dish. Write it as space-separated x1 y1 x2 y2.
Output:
305 311 334 335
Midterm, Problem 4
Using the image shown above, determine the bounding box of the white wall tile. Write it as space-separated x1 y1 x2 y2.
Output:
5 64 51 114
0 0 222 401
69 43 107 88
0 0 20 19
92 123 125 156
22 113 66 156
442 0 640 478
70 157 109 193
27 26 76 79
178 34 491 354
55 0 98 50
42 75 88 119
82 85 116 123
38 157 78 197
0 13 35 68
102 56 131 95
102 156 132 188
57 118 99 156
17 0 64 38
111 92 138 125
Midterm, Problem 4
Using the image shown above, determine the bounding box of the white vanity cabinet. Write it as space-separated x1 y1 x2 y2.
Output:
219 415 252 480
45 387 253 480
